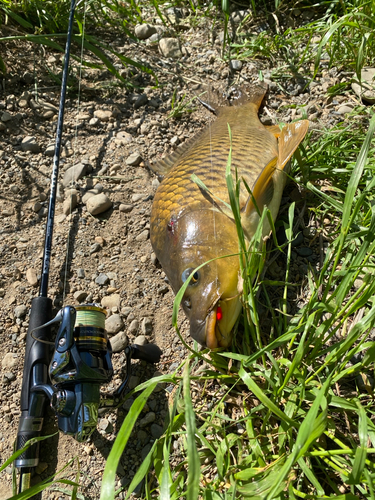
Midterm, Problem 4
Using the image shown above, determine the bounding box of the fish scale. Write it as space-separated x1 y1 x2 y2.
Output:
149 85 308 348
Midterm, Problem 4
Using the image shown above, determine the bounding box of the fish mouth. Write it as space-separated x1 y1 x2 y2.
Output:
190 296 243 349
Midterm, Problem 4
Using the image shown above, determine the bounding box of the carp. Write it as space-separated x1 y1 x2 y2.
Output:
149 85 308 349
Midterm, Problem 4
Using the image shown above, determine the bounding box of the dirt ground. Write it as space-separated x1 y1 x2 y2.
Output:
0 6 360 498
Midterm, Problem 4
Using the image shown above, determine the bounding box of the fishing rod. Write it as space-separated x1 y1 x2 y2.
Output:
15 1 162 494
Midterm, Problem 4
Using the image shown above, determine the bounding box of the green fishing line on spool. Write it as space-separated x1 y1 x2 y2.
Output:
74 305 108 352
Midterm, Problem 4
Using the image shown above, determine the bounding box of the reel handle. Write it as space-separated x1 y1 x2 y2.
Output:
131 343 162 364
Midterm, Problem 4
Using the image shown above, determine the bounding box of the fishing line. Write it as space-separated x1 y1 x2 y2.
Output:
62 0 87 305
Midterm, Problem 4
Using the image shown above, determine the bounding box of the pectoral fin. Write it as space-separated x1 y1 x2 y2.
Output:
277 120 309 170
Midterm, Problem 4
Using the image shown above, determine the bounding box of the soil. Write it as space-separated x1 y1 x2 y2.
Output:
0 6 360 499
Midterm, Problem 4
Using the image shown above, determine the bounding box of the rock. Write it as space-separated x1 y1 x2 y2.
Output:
115 131 132 145
119 203 134 213
63 162 89 187
230 60 243 71
21 136 40 153
94 109 112 122
352 67 375 103
134 335 147 346
337 104 354 114
170 135 180 146
159 38 182 59
132 193 144 202
133 94 148 109
150 423 164 439
86 193 112 215
136 229 149 242
110 331 128 353
105 314 124 335
73 290 88 302
90 242 101 254
89 117 100 126
26 268 38 287
141 317 153 335
296 247 313 257
2 353 17 369
98 418 113 433
1 111 12 122
96 273 109 286
14 305 27 318
129 375 140 389
128 319 139 334
45 144 55 156
101 294 121 309
135 24 157 40
63 192 78 215
82 189 99 204
126 152 142 166
139 412 156 427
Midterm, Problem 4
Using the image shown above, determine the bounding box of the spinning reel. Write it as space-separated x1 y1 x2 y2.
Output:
16 303 162 469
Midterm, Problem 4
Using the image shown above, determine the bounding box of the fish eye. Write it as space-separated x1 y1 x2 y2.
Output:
182 268 200 286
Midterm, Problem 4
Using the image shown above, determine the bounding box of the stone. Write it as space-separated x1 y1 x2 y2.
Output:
139 412 156 427
82 189 98 204
110 331 128 353
136 229 149 242
63 192 78 215
129 375 140 389
63 162 89 187
141 317 153 335
96 273 109 286
101 294 121 309
133 94 148 109
115 131 132 145
134 335 147 345
26 268 38 287
94 109 112 122
126 152 142 166
296 247 313 257
14 305 27 318
150 423 164 439
337 103 354 114
132 193 144 203
119 204 134 213
73 290 88 302
86 193 112 215
135 24 157 40
352 67 375 104
1 111 12 122
21 136 40 153
2 353 17 369
128 319 139 334
159 38 182 59
105 314 124 335
230 59 243 71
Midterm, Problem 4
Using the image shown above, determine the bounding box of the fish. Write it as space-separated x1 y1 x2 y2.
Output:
149 84 308 349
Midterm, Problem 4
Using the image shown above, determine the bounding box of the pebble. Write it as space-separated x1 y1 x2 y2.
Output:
63 192 78 215
73 290 88 302
94 109 112 122
159 38 182 59
63 162 89 187
96 273 109 285
141 317 153 335
134 335 147 346
337 104 354 114
128 319 139 334
26 268 38 287
135 24 157 40
110 331 128 353
126 152 142 166
230 60 243 71
21 136 40 153
296 247 313 257
14 305 27 318
129 375 140 389
86 193 112 215
90 242 101 254
98 418 113 433
119 204 134 213
139 412 156 427
150 423 164 439
1 111 12 122
82 189 98 203
132 194 144 203
105 314 124 335
101 294 121 309
133 94 148 110
136 229 149 242
115 131 132 145
2 353 18 369
352 67 375 103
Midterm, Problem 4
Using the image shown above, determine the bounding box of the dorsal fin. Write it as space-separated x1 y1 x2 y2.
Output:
277 120 309 169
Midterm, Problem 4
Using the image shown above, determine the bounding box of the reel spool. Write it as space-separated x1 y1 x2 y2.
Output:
29 304 162 442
